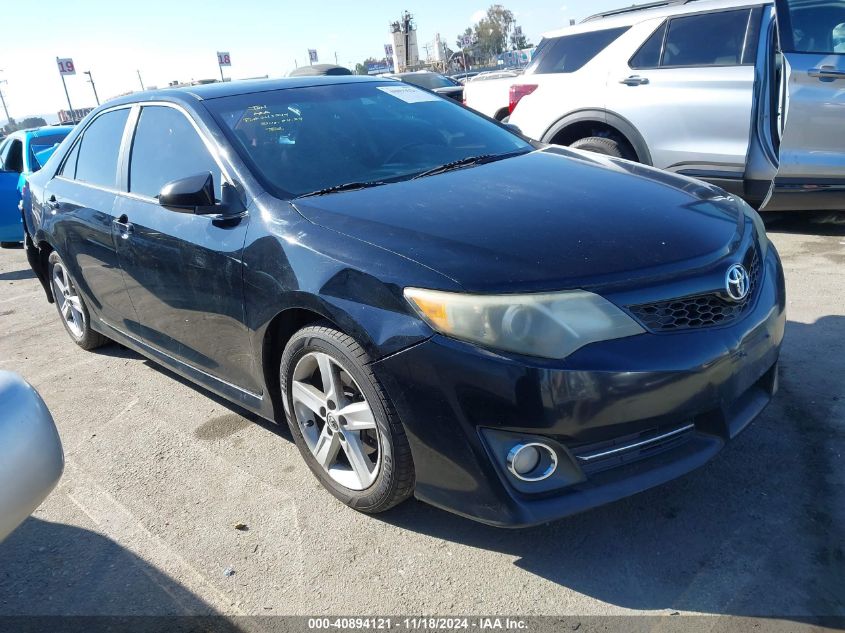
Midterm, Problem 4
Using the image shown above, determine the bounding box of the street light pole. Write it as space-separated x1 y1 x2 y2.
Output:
0 78 11 128
83 70 100 106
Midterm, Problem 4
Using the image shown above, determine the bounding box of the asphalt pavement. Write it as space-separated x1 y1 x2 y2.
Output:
0 213 842 625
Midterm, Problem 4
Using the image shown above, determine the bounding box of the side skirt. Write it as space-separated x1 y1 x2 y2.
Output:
97 320 274 422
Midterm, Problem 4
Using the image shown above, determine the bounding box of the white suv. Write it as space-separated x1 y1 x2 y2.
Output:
474 0 845 212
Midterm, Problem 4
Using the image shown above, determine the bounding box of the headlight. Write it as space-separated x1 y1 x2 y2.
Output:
404 288 644 359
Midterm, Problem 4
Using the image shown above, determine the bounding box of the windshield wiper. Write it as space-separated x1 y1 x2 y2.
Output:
296 180 386 198
411 149 531 180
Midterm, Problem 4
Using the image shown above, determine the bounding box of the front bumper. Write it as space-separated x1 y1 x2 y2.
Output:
373 247 786 527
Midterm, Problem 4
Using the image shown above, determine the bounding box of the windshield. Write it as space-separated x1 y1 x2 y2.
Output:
206 81 531 198
398 73 457 89
29 133 69 168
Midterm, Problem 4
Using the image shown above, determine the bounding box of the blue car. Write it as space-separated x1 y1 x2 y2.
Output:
0 126 72 246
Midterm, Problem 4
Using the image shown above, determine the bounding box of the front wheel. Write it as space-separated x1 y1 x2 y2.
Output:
569 136 633 160
48 251 109 350
280 323 414 513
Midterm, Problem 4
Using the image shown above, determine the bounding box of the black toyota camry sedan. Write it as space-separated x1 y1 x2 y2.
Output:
23 76 785 527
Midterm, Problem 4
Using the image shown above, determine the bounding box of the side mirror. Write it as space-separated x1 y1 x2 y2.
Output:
158 172 216 213
504 122 523 136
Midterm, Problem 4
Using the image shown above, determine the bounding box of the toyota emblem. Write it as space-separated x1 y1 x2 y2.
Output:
725 264 750 302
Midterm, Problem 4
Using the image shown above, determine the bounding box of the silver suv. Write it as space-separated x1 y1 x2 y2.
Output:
500 0 845 212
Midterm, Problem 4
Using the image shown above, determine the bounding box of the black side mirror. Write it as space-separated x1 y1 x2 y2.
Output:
504 122 523 136
158 172 216 213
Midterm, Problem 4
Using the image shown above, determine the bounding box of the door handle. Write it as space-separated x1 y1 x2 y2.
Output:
113 214 134 238
620 75 649 86
808 67 845 79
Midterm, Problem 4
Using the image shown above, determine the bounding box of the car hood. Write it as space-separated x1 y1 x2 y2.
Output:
293 147 745 293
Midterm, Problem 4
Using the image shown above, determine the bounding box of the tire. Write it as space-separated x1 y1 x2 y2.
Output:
0 241 23 249
569 136 631 160
280 323 414 513
47 251 109 350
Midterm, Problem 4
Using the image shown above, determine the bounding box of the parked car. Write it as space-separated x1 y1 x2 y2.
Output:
386 70 464 101
23 76 784 527
0 126 73 246
449 70 482 84
288 64 352 77
469 70 521 83
467 0 845 212
0 371 64 542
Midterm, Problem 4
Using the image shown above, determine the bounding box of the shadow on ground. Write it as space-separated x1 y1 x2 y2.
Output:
0 517 239 623
764 211 845 236
0 267 36 281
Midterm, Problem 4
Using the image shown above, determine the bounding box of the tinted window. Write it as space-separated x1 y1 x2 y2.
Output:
206 82 531 198
630 21 667 69
398 73 457 89
526 27 629 74
778 0 845 54
662 10 750 67
1 139 23 172
29 133 69 169
129 106 222 199
75 109 130 187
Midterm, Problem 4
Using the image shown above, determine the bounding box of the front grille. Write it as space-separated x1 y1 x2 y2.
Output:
571 423 695 476
628 248 761 332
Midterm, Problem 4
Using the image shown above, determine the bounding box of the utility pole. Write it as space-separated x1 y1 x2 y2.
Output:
136 69 145 91
0 72 11 128
83 70 100 105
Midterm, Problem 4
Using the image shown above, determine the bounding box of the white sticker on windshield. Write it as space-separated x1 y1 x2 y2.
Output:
377 85 441 103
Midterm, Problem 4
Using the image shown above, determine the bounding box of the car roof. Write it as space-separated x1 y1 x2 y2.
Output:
104 75 386 108
543 0 770 37
7 125 74 141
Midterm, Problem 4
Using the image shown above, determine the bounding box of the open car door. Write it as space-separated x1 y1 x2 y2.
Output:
0 135 22 241
760 0 845 211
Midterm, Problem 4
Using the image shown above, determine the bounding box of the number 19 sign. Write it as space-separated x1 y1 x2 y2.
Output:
217 52 231 67
57 58 76 75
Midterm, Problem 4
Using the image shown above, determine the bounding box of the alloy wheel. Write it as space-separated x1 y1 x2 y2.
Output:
51 262 85 338
290 351 381 490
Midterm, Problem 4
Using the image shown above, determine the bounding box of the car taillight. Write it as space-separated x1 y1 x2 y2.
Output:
508 84 538 114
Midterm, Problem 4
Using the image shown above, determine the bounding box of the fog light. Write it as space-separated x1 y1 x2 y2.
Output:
506 442 558 482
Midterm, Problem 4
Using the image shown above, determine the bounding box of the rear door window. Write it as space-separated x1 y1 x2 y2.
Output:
74 108 130 188
630 21 668 69
128 105 222 200
527 27 630 74
661 9 751 67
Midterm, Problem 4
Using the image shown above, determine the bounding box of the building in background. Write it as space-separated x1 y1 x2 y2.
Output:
389 11 419 72
57 107 94 124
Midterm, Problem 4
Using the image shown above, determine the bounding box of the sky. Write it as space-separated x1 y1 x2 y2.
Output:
0 0 621 122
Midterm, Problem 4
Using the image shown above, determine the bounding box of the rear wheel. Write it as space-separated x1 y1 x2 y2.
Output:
0 241 22 249
48 251 109 350
280 323 414 513
569 136 631 160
